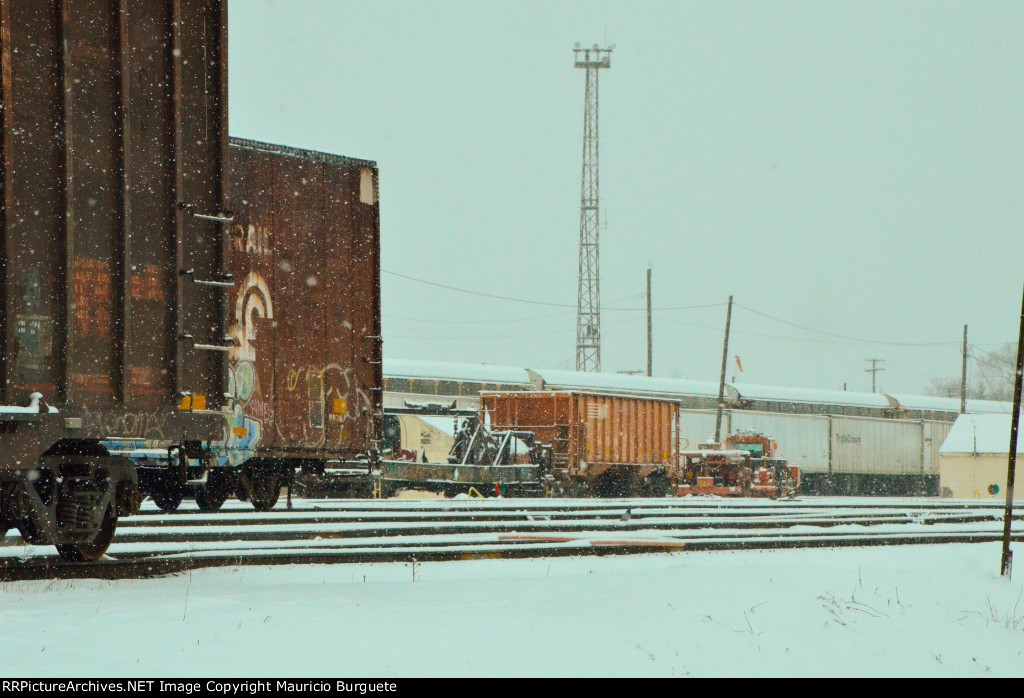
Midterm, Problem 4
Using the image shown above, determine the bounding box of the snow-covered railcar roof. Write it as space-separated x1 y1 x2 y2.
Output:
383 358 531 385
731 382 892 409
383 358 1013 416
527 368 725 399
403 415 464 434
886 393 1012 414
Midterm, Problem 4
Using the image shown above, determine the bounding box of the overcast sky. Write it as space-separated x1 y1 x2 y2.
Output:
230 0 1024 395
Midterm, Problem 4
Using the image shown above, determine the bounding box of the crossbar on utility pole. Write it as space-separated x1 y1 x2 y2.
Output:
865 358 885 393
1000 282 1024 578
714 296 733 443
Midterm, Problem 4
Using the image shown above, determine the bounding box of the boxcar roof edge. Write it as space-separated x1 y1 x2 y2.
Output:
229 137 377 169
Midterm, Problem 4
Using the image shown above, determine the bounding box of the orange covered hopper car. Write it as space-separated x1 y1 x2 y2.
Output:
482 391 680 496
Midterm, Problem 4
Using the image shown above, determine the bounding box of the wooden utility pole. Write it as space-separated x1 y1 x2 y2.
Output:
646 268 652 377
1000 283 1024 578
960 325 968 414
714 296 733 443
864 358 885 393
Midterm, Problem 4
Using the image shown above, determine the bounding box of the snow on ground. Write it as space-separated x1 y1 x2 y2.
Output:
2 543 1024 677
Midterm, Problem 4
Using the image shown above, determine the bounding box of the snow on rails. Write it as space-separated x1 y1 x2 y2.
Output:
1 498 1021 581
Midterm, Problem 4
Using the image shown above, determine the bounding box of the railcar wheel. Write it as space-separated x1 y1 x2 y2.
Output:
196 472 230 512
152 488 183 513
55 507 118 562
195 485 228 512
249 471 281 512
8 487 44 544
641 472 672 498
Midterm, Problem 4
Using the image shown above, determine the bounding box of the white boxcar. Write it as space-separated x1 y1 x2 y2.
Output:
397 415 460 463
677 410 722 450
729 411 831 473
923 420 952 476
830 416 924 475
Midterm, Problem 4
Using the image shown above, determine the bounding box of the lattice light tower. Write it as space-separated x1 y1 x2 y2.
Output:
574 43 612 372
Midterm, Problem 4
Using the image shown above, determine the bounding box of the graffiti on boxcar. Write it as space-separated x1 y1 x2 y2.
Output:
221 272 275 464
14 269 54 384
230 272 273 363
283 363 373 446
231 222 272 257
81 405 173 441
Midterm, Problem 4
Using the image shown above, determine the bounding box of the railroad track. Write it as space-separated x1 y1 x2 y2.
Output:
1 498 1021 581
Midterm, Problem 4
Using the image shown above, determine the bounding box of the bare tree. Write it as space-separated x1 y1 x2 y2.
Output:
926 342 1017 401
925 376 977 399
972 342 1017 401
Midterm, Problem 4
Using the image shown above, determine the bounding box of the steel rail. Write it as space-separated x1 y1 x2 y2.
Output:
2 497 1023 582
1 528 1022 582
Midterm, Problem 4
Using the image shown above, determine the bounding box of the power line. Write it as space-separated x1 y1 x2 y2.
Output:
383 269 724 312
385 308 646 342
386 326 575 341
383 275 964 347
383 270 576 308
970 342 1013 363
654 313 959 349
382 293 646 327
654 313 869 346
735 302 960 347
972 354 1015 379
383 311 574 326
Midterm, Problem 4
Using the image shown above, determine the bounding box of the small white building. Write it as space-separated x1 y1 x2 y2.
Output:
939 413 1022 499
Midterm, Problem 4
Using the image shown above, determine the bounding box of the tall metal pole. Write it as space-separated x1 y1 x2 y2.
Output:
573 44 612 373
999 282 1024 577
646 267 652 377
960 324 968 414
714 296 733 443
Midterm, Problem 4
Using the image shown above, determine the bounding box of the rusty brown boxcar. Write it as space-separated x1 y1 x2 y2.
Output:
482 391 680 495
141 138 382 512
0 0 229 559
